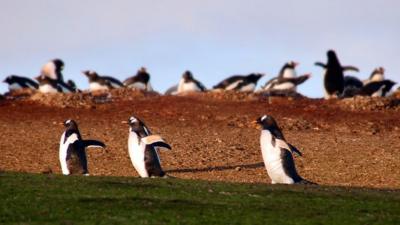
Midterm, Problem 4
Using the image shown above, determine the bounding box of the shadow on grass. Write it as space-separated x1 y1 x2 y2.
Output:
165 162 264 173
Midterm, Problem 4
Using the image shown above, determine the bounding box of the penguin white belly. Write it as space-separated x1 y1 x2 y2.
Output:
371 86 384 97
39 84 58 93
272 82 295 91
260 131 294 184
225 80 242 90
282 70 296 78
239 83 255 92
9 83 22 91
128 82 147 90
59 132 79 175
179 82 201 93
128 132 149 177
89 82 109 91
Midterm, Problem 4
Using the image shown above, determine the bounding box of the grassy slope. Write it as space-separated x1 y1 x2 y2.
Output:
0 172 399 225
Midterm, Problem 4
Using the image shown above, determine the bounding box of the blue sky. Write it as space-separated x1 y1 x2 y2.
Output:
1 0 399 97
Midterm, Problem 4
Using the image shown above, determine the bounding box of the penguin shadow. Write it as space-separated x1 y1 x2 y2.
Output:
165 162 264 173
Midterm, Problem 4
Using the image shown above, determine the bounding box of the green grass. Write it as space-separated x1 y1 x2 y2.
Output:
0 172 399 225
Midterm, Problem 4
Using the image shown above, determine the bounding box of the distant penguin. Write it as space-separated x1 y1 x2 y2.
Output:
363 67 385 85
40 59 65 81
315 50 359 99
123 67 153 91
254 115 315 185
59 119 106 175
262 61 310 92
3 75 38 91
360 80 396 97
83 70 124 91
176 71 206 94
342 76 364 98
35 75 61 93
124 115 171 178
213 73 264 92
35 75 77 93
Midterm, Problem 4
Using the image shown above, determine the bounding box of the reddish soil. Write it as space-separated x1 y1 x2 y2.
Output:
1 90 400 189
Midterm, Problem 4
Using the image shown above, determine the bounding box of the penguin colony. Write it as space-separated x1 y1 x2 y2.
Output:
3 50 397 98
3 49 399 184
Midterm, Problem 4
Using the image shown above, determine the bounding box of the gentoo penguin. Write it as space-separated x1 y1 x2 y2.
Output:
359 80 396 97
40 59 65 81
3 75 38 91
315 50 359 99
123 67 153 91
35 75 77 93
59 119 105 175
35 75 60 93
124 115 171 178
213 73 264 92
261 61 310 92
364 67 385 85
83 70 124 91
341 76 364 98
176 71 206 94
254 115 315 184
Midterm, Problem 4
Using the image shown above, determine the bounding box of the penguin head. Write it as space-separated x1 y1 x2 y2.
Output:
62 119 78 130
125 116 150 134
82 70 99 80
255 115 278 128
327 49 340 66
286 61 299 69
3 75 13 84
370 67 385 81
247 73 264 82
52 59 65 73
182 71 194 81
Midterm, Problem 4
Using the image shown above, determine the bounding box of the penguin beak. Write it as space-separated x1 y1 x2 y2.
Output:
121 121 129 124
294 62 299 67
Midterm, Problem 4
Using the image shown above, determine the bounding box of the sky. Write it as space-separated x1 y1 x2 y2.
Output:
0 0 399 97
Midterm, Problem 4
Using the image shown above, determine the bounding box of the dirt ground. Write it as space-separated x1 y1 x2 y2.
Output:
1 90 400 189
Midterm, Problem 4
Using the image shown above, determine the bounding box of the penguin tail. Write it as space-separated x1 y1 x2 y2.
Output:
297 179 318 185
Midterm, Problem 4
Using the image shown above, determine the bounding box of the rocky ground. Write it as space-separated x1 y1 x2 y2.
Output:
1 89 399 189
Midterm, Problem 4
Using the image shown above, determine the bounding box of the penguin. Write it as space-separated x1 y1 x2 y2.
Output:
35 75 77 93
341 76 364 98
315 50 359 99
40 59 65 81
364 67 385 85
254 115 315 185
176 71 206 94
35 75 61 93
213 73 264 92
359 80 396 97
83 70 124 91
123 115 171 178
261 61 310 92
59 119 105 175
3 75 38 91
123 67 153 91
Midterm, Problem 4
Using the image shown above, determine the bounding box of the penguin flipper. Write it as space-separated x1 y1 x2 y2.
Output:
142 135 172 150
342 66 359 72
151 142 172 150
276 139 302 156
82 140 106 149
288 143 303 157
314 62 326 68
